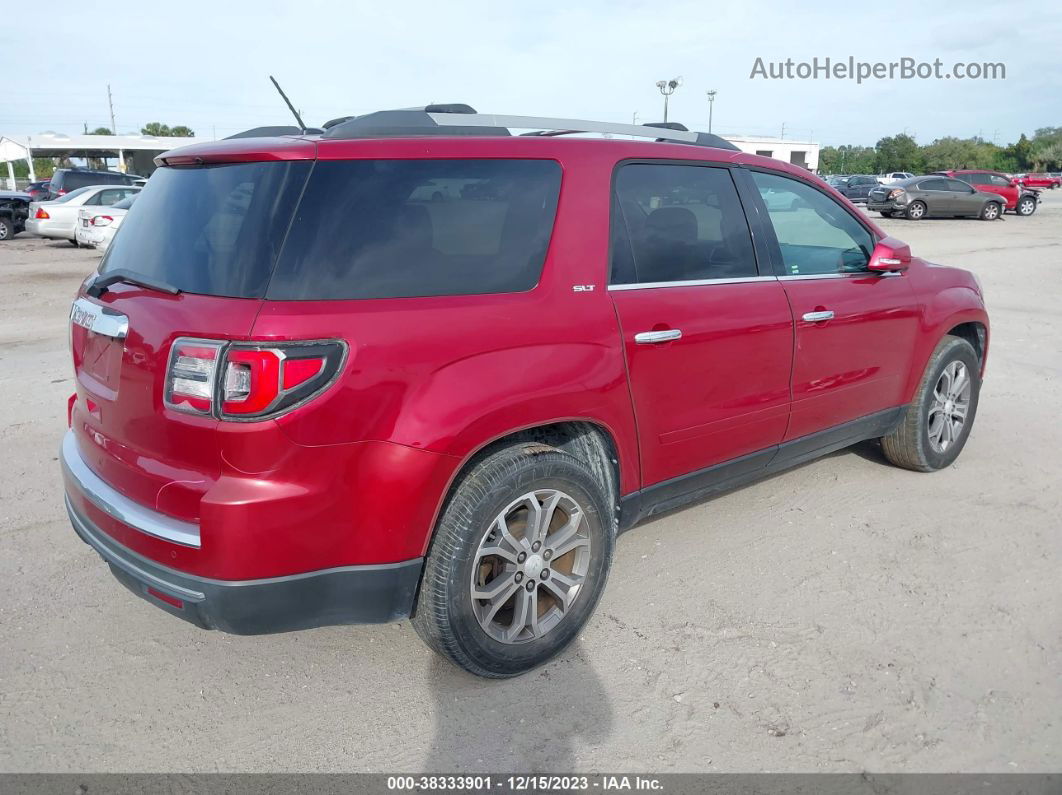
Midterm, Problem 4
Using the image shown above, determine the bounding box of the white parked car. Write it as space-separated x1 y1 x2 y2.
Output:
26 185 140 244
878 172 916 185
75 194 138 252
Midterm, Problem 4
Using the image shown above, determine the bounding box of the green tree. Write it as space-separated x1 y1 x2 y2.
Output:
1005 134 1034 170
874 133 924 173
820 144 876 174
90 127 113 135
141 122 172 136
168 125 195 137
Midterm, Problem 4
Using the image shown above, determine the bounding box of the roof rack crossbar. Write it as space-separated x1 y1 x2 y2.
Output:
428 113 701 144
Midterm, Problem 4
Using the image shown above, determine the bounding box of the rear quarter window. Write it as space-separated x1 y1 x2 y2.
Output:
267 159 562 300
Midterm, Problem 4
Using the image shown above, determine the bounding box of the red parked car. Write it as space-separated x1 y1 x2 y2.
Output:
935 169 1040 215
61 107 989 677
1016 173 1060 189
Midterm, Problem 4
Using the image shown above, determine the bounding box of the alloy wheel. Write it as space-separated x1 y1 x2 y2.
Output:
470 489 591 644
928 361 971 453
983 203 999 220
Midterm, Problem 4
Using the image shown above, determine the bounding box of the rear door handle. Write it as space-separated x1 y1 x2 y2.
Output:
801 310 834 323
635 329 682 344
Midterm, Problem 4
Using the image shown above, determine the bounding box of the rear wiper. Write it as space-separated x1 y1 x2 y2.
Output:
86 269 181 298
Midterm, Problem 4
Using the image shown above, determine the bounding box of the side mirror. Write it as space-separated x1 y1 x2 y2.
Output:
867 236 911 273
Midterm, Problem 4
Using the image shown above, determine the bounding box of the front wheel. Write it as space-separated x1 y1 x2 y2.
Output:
0 216 14 241
980 201 1001 221
881 335 981 472
1016 196 1037 216
413 443 615 678
906 200 926 220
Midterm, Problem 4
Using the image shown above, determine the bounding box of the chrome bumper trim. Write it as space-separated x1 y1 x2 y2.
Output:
61 430 202 548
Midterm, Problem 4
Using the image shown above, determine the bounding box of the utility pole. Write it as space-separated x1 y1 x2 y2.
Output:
780 122 786 140
107 84 117 135
632 111 639 125
655 77 682 123
705 90 717 133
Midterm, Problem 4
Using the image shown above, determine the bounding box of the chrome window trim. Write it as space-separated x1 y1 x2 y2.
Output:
777 271 901 281
608 276 776 291
61 430 202 548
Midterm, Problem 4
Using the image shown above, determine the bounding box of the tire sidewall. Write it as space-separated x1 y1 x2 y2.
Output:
438 453 614 676
1017 197 1036 216
981 202 1000 221
907 201 926 220
914 339 981 470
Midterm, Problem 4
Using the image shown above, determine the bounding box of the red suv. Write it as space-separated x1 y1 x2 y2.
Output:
61 107 989 677
935 169 1040 216
1016 173 1061 189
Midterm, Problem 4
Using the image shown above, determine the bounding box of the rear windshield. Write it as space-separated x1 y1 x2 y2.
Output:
99 161 312 298
99 158 562 300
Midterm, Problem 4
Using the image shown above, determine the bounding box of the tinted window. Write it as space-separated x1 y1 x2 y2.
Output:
946 179 974 192
964 173 987 185
751 171 874 276
610 163 757 285
989 175 1011 186
100 161 312 298
268 159 561 300
919 178 949 191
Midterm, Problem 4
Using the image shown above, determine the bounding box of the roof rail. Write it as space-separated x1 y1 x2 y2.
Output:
428 112 739 150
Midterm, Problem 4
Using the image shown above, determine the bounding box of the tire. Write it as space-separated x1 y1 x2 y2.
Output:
906 200 926 220
980 201 1001 221
881 335 981 472
879 211 894 218
0 216 14 241
1016 196 1037 216
412 442 616 678
69 238 80 247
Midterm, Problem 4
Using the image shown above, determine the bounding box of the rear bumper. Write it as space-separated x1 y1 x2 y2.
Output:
61 430 423 633
66 496 422 633
25 218 73 239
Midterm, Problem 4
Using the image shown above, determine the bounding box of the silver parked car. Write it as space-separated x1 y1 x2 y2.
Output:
866 176 1004 221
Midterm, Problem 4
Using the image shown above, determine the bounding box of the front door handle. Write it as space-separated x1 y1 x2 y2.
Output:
802 310 835 323
635 329 682 344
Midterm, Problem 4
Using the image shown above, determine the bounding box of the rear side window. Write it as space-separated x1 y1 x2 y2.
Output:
919 178 948 191
100 161 312 298
267 159 562 300
610 163 757 284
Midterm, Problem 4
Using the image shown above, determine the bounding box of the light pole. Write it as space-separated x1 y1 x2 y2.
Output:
705 90 717 134
655 77 682 123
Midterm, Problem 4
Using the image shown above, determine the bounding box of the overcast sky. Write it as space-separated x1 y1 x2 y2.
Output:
4 0 1059 147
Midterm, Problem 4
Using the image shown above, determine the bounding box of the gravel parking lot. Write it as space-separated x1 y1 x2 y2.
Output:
1 195 1059 773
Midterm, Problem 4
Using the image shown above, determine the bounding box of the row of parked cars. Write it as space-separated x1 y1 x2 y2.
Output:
0 167 143 244
825 169 1046 220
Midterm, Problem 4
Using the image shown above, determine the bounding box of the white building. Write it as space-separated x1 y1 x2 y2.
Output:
722 136 820 172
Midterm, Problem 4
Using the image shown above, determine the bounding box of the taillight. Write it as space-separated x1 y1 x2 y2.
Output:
887 188 904 199
165 338 345 420
92 215 113 226
165 339 224 415
35 208 50 219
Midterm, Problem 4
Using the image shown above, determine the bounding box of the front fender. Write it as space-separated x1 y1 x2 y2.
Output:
903 283 989 401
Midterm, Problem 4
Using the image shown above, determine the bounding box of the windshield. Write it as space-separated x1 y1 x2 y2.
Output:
54 186 94 204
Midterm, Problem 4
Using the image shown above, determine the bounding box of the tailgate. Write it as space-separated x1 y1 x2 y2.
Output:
69 287 262 522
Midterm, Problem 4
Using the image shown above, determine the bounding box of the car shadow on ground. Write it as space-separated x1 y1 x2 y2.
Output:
422 643 613 772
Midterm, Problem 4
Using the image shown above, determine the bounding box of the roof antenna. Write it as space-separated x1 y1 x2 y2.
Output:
269 75 307 133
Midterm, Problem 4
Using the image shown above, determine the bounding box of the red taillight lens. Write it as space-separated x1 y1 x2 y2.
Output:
35 208 50 219
165 338 344 420
164 339 224 415
92 215 113 227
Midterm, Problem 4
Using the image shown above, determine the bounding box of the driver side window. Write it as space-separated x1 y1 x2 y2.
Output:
751 171 874 276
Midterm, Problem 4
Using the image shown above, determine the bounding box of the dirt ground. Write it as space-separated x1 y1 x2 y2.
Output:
1 194 1059 774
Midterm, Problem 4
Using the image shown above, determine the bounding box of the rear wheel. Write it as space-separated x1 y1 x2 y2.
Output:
413 443 615 678
880 210 894 218
881 335 980 472
1016 196 1037 216
980 201 1001 221
906 200 926 220
0 216 14 241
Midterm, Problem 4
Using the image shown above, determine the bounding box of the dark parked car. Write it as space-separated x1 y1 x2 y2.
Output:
0 191 31 241
61 107 989 677
867 176 1004 220
23 180 52 200
835 174 880 203
44 168 140 200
